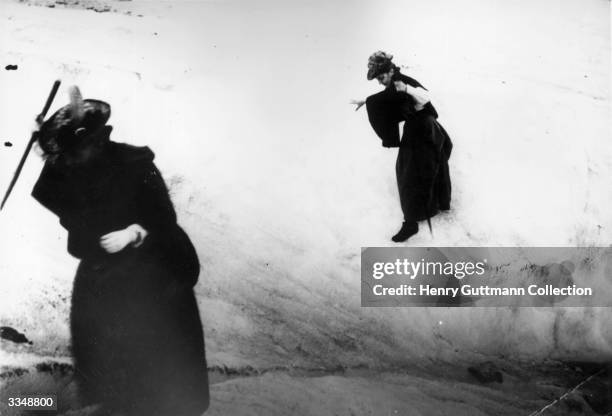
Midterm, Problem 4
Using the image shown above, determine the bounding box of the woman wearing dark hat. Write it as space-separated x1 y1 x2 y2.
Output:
352 51 453 242
32 87 209 415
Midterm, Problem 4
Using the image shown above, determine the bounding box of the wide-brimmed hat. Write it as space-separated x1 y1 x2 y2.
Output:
38 86 111 156
367 51 395 80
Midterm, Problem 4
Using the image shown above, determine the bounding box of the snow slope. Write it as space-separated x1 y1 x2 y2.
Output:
0 0 611 413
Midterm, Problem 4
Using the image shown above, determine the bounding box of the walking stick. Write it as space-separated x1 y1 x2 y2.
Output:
1 80 61 210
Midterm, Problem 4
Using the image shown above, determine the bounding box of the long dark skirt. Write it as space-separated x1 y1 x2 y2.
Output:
396 114 452 222
70 248 209 415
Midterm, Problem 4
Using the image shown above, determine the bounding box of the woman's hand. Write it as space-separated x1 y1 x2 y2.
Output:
99 224 148 253
394 81 431 110
350 99 366 111
393 80 408 93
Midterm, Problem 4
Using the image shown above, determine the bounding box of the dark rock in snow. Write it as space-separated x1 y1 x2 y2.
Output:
36 361 73 376
0 367 30 379
0 326 33 344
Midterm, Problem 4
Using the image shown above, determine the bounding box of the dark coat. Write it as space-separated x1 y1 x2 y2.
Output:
32 141 209 415
365 73 453 222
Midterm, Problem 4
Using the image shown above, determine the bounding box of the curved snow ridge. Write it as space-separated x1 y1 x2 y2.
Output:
168 178 612 369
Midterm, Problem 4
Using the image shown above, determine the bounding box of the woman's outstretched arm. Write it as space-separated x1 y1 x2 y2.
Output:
350 99 366 111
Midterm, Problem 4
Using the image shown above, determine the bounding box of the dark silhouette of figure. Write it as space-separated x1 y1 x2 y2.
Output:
353 51 452 242
31 87 209 416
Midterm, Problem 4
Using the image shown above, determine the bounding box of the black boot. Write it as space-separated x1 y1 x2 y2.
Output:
391 221 418 242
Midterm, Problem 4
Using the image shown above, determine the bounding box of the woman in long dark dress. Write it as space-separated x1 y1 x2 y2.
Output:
353 51 453 242
31 88 209 416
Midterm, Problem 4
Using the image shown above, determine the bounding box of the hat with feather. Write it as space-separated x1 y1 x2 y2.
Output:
367 51 395 80
38 86 111 156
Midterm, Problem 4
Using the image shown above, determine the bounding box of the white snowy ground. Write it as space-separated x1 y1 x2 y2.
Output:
0 0 611 415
